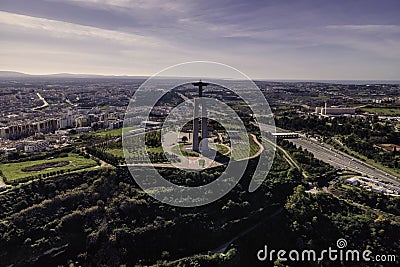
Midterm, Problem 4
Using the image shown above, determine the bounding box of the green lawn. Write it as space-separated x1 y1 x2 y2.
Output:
94 128 123 137
359 107 400 116
93 126 139 137
169 143 230 158
171 144 199 157
231 135 262 160
215 143 230 155
106 146 164 158
0 153 98 182
99 105 109 111
147 146 164 153
108 142 231 159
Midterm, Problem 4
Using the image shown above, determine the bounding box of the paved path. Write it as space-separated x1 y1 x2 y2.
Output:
123 134 264 170
248 134 264 159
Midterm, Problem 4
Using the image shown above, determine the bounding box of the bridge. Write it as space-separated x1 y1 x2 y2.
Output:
271 132 299 139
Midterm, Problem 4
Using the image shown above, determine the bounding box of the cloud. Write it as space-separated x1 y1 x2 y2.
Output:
0 11 163 47
325 24 400 32
1 1 400 79
0 10 189 75
217 23 400 59
322 24 400 58
46 0 191 13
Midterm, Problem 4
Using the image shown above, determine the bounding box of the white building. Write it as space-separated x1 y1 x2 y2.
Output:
24 141 49 152
108 120 123 129
315 102 356 116
345 177 360 186
140 121 162 129
0 147 17 155
74 127 92 134
59 110 75 129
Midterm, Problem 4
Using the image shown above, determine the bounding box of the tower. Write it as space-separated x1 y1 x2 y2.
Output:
192 81 209 152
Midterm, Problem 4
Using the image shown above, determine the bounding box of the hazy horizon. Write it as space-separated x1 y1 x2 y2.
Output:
1 70 400 85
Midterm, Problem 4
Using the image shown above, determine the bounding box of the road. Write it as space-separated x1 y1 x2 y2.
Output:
256 123 400 186
288 136 400 186
32 92 49 111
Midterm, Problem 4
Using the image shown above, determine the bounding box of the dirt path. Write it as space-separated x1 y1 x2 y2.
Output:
248 134 264 159
264 138 308 179
82 147 113 168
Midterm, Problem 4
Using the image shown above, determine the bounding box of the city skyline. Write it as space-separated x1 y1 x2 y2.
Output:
1 0 400 80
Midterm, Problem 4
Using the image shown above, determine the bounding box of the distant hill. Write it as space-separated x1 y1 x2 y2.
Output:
46 73 113 79
0 71 33 78
2 71 398 84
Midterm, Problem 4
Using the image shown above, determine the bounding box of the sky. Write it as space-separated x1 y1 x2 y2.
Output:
1 0 400 80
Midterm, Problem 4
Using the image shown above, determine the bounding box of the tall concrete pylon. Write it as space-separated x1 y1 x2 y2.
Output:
192 81 209 152
201 99 208 152
193 98 200 151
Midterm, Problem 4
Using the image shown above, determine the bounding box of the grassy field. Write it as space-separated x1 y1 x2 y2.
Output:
231 135 261 160
107 146 164 158
359 107 400 116
0 153 98 182
105 135 256 162
215 144 230 155
107 142 231 160
171 144 199 157
93 126 140 137
106 148 125 158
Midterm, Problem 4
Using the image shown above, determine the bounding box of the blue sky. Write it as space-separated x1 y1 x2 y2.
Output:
1 0 400 79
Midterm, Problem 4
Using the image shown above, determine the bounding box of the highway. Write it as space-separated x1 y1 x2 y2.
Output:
288 136 400 186
256 123 400 186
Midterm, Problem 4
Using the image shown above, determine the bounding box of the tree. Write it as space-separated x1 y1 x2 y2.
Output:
145 131 161 147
